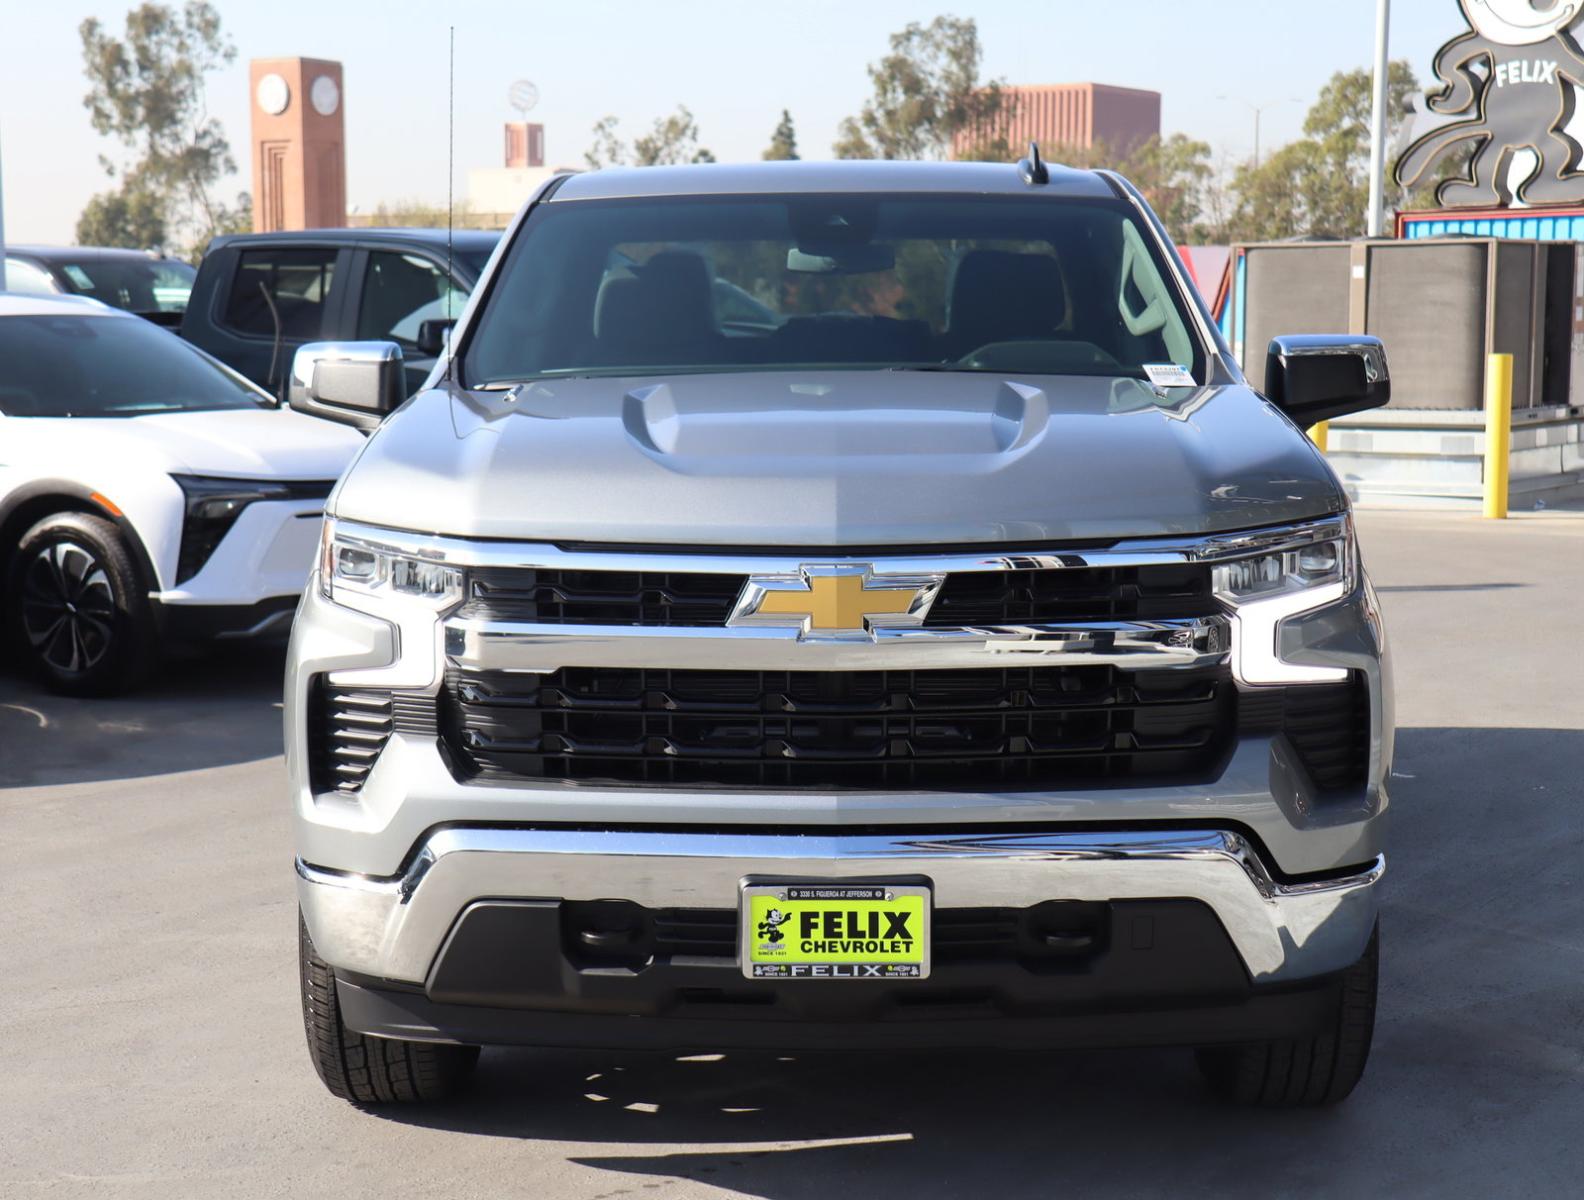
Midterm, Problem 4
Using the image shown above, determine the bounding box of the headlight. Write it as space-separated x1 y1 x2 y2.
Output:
1212 527 1351 603
173 474 295 584
1209 517 1355 685
318 517 463 609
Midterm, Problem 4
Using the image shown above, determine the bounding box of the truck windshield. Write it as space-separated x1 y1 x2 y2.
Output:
464 194 1203 387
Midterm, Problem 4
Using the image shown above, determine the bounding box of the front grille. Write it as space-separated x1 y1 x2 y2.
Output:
307 680 438 795
441 664 1235 790
1238 674 1371 792
924 564 1216 625
459 562 1215 629
461 568 745 626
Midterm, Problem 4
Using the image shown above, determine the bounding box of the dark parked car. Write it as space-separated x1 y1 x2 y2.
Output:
179 228 500 399
3 246 196 321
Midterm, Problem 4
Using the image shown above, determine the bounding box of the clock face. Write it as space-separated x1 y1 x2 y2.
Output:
311 74 341 117
256 73 290 116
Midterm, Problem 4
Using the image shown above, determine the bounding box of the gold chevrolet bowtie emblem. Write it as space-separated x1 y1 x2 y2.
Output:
730 566 943 639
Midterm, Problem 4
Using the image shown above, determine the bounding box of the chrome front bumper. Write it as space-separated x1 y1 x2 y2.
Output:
297 826 1382 989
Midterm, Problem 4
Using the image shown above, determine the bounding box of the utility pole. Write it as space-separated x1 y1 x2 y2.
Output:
1217 95 1301 171
1366 0 1392 237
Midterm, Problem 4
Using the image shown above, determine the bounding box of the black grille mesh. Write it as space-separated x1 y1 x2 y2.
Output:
924 564 1215 625
1238 674 1371 792
307 679 439 795
459 562 1216 629
462 568 745 627
441 664 1236 790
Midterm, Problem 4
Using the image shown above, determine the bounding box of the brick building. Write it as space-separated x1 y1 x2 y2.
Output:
955 83 1162 160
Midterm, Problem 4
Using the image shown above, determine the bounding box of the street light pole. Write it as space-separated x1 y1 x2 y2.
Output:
1218 95 1301 171
1366 0 1393 237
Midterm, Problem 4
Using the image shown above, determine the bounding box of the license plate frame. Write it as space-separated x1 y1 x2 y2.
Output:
739 880 932 981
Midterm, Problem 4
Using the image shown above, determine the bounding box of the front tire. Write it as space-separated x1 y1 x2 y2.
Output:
6 512 156 695
299 914 479 1105
1196 925 1378 1107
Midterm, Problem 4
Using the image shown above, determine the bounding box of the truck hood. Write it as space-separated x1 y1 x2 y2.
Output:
48 406 364 479
332 372 1344 545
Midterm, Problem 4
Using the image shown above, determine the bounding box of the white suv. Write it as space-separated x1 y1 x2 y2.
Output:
0 294 364 694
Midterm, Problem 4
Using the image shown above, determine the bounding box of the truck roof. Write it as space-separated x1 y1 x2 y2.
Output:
550 159 1120 203
203 227 502 253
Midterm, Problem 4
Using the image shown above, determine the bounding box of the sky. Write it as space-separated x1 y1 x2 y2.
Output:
1 0 1464 244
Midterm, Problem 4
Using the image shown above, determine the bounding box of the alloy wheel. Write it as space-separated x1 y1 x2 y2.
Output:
19 540 118 674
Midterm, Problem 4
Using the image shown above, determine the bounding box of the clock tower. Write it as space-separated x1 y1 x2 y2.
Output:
249 57 346 232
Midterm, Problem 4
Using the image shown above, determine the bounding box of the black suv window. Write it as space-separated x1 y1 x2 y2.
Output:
222 248 338 339
356 250 468 349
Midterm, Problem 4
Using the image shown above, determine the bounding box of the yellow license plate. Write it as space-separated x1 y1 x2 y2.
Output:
740 883 931 980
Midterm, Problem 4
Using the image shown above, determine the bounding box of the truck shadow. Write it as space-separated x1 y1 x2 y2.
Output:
0 644 285 787
370 725 1584 1198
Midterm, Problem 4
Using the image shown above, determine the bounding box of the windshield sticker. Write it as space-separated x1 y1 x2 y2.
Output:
63 265 95 289
1143 363 1196 389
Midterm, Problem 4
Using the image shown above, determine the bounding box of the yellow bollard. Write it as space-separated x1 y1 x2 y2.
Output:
1484 353 1513 520
1308 421 1330 453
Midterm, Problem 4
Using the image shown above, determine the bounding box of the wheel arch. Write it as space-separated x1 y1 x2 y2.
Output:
0 481 161 594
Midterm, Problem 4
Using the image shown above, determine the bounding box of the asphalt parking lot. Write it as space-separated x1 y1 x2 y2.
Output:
2 508 1581 1200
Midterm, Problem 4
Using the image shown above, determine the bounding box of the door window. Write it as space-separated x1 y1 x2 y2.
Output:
221 248 338 339
356 251 468 349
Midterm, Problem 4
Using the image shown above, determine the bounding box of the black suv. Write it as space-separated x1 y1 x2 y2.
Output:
180 228 500 398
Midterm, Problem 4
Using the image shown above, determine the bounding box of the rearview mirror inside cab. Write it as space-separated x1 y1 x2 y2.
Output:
288 341 405 433
1264 335 1391 427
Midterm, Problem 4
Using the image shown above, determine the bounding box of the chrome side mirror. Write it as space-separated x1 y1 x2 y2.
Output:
288 341 405 433
1264 335 1391 426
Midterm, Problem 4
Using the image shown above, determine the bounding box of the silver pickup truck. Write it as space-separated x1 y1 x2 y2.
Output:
286 156 1393 1109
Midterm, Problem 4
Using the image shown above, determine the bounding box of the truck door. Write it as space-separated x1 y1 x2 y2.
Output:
205 244 353 397
346 247 472 396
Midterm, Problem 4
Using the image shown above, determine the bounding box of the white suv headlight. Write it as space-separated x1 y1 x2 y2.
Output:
319 518 464 609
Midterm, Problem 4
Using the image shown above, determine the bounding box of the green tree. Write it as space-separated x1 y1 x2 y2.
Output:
586 107 715 168
834 15 1009 160
1225 61 1436 241
77 2 243 253
634 106 714 166
584 116 627 170
763 110 800 161
1012 135 1215 240
75 167 168 249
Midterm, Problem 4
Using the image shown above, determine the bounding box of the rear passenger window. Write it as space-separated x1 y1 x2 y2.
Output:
222 248 338 339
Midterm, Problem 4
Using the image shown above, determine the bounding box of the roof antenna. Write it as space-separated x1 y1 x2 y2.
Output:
1018 141 1050 186
445 24 455 384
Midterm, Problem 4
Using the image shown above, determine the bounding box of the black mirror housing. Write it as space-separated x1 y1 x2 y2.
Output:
288 341 405 433
414 318 456 358
1264 335 1391 427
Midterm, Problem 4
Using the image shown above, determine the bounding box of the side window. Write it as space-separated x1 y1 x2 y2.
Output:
221 248 338 340
4 259 61 296
356 251 467 349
